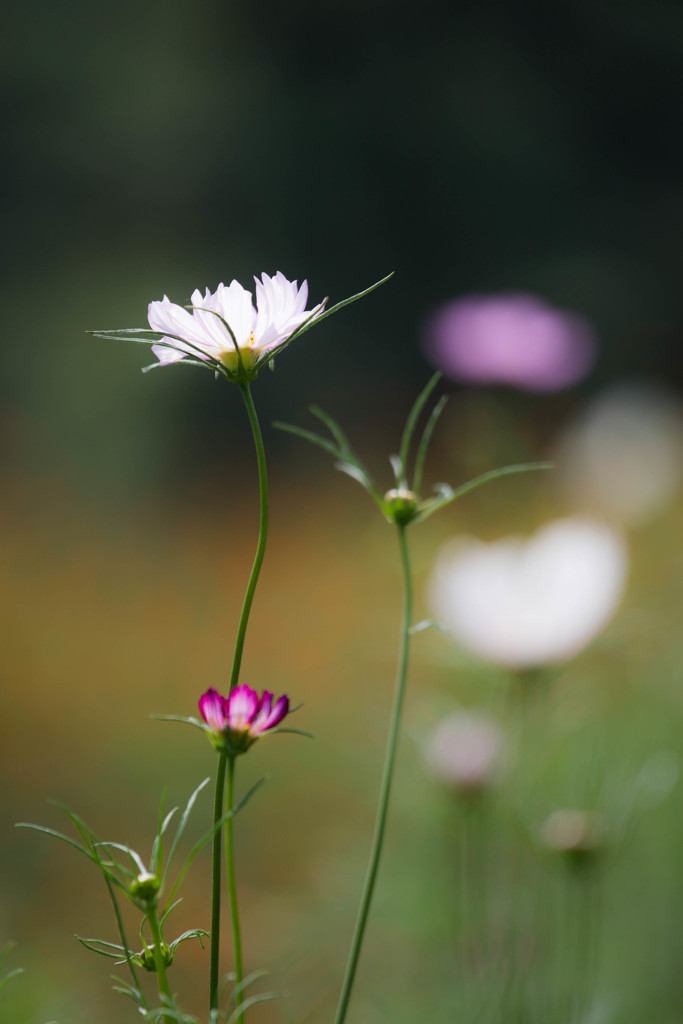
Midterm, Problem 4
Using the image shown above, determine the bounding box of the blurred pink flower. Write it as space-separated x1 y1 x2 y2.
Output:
422 292 596 391
425 711 504 797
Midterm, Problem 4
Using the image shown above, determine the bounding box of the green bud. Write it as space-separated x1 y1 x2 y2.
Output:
383 488 419 525
129 871 160 905
134 939 174 972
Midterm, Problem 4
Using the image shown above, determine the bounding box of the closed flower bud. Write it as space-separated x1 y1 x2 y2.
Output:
129 871 160 905
384 488 419 525
135 940 173 972
425 712 504 799
540 809 605 867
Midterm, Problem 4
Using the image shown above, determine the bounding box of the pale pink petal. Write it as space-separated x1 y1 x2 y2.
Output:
151 344 191 365
226 684 259 731
199 688 228 733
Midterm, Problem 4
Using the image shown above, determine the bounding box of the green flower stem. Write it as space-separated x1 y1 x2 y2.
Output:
209 753 228 1013
103 874 149 1012
333 523 413 1024
148 905 175 1022
225 756 245 1023
230 383 269 692
208 384 267 1018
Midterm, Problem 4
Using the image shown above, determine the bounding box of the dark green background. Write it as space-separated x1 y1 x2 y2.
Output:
4 0 683 497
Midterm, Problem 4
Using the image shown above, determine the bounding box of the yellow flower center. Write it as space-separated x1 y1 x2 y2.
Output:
219 335 258 374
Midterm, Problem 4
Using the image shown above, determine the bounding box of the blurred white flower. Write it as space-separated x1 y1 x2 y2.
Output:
428 518 628 669
557 382 683 526
425 711 504 797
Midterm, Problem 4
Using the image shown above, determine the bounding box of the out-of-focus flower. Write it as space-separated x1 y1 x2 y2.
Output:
428 518 628 669
425 711 504 798
148 272 324 379
198 684 290 754
557 382 683 526
422 292 596 391
540 809 605 865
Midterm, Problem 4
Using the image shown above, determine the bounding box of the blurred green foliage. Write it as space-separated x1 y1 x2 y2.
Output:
2 453 683 1022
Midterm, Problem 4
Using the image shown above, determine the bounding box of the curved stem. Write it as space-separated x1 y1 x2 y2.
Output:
148 905 175 1022
104 874 150 1012
230 383 269 691
209 753 228 1013
225 757 244 1022
333 524 413 1024
211 383 267 1020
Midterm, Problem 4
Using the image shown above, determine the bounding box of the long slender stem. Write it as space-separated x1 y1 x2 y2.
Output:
230 383 269 691
225 757 245 1022
148 905 175 1022
209 753 228 1013
103 874 149 1012
333 523 413 1024
209 384 267 1020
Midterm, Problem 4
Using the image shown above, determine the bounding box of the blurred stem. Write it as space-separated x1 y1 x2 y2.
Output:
230 383 269 692
148 905 174 1022
333 523 413 1024
225 756 245 1022
209 753 228 1014
569 864 602 1024
103 873 149 1012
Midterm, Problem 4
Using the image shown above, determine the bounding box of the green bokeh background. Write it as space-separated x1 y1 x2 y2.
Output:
3 1 683 1021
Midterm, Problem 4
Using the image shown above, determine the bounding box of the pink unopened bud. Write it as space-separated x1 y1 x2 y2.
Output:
425 712 504 798
540 809 605 866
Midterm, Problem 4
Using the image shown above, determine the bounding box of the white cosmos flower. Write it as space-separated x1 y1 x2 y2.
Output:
147 272 324 378
428 518 628 669
557 382 683 526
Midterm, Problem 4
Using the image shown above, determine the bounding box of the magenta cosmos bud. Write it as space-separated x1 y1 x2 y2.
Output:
198 685 290 755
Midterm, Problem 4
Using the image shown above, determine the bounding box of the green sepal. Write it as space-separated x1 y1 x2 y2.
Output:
160 778 210 892
163 775 267 910
0 943 23 994
413 462 555 523
413 393 449 496
151 714 212 735
76 936 131 960
265 726 315 739
225 991 288 1024
258 271 393 369
225 968 270 1009
396 371 442 489
409 618 454 637
274 409 384 512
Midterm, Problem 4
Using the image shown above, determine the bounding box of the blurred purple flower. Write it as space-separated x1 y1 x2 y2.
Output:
422 292 596 392
199 684 290 753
